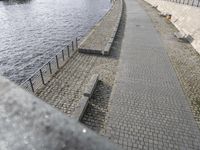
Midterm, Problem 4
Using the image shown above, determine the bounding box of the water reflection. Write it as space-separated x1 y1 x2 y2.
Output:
2 0 31 5
0 0 111 84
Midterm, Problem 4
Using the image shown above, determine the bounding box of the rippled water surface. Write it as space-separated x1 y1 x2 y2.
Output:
0 0 111 84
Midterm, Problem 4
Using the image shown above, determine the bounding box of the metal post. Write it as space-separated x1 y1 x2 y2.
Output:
76 38 78 48
40 69 45 85
48 61 52 74
72 41 74 51
187 0 190 4
62 50 65 61
67 45 70 57
197 0 200 6
29 78 34 93
56 55 59 69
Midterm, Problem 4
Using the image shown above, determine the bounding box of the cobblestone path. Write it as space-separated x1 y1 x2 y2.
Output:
100 0 200 149
36 50 120 115
139 0 200 127
35 0 122 117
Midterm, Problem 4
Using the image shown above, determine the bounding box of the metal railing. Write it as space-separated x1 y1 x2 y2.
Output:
21 38 79 93
163 0 200 7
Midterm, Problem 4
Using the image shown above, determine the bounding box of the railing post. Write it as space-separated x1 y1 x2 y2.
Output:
67 45 70 57
187 0 190 4
76 38 78 49
56 55 59 69
29 78 34 93
40 69 45 85
48 62 52 74
72 41 74 51
197 0 200 6
62 50 65 61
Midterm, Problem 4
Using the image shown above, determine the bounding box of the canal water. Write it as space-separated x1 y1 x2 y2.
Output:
0 0 111 84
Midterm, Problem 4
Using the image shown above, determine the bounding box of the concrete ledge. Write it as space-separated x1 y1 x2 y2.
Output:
78 0 123 55
79 48 102 55
84 74 99 98
72 96 89 121
103 0 123 56
72 74 99 121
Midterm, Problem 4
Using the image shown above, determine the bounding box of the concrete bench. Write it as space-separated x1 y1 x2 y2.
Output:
72 74 99 121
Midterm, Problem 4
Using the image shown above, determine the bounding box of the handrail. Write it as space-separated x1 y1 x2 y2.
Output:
162 0 200 7
21 38 79 93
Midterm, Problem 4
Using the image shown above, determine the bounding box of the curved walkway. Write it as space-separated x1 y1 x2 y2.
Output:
103 0 200 149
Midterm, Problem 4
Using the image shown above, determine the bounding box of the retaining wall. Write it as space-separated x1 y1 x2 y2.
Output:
0 75 119 150
144 0 200 54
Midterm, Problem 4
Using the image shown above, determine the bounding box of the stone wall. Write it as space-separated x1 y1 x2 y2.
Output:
144 0 200 54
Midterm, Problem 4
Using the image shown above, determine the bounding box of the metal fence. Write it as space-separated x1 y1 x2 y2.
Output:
163 0 200 7
20 38 79 93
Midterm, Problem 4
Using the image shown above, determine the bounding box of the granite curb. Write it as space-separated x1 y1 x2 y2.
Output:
72 74 99 121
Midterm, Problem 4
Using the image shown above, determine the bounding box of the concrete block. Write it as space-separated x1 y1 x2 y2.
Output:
72 96 89 121
79 48 102 55
84 74 99 98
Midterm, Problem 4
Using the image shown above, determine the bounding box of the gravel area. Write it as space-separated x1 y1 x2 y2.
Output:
35 50 120 116
138 0 200 127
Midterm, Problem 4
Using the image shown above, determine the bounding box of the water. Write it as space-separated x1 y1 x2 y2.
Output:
0 0 111 84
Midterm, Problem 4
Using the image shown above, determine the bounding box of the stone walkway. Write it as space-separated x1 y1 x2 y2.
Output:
139 0 200 127
100 0 200 149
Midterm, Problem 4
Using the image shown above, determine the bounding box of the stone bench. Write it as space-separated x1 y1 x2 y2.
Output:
72 74 99 121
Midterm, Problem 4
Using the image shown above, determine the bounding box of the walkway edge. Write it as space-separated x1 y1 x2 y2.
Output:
78 0 123 55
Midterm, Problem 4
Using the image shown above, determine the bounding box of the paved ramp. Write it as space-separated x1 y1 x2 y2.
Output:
104 0 200 149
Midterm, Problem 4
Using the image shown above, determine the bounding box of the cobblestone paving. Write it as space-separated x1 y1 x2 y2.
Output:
79 0 121 51
35 0 122 117
138 0 200 128
36 40 122 118
81 7 125 133
99 0 200 149
36 50 120 115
